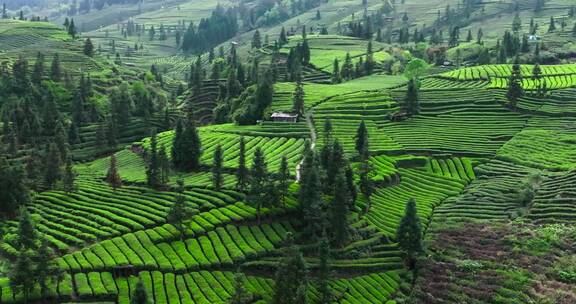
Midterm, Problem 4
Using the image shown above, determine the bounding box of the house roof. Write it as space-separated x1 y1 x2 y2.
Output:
271 112 298 118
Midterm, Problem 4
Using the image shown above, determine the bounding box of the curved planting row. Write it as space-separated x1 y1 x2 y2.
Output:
435 159 537 220
529 170 576 223
11 181 241 251
363 168 467 238
442 64 576 81
423 157 476 182
58 221 294 273
380 89 528 156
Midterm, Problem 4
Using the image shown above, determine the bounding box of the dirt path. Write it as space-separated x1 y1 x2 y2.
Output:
296 113 316 182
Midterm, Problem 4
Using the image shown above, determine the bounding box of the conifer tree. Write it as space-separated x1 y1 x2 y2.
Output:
354 121 369 160
50 54 61 82
159 145 170 185
249 147 269 224
212 145 224 191
106 154 122 190
172 118 201 171
0 156 29 218
278 155 290 206
16 207 37 250
317 237 333 304
273 233 309 304
146 130 162 189
279 27 288 46
44 143 62 189
251 30 262 49
9 249 34 303
331 58 340 83
548 16 556 32
331 171 350 246
292 78 305 117
62 157 76 193
236 137 249 190
512 12 522 32
167 179 191 240
405 78 420 116
67 18 77 38
83 38 94 57
506 62 524 107
299 151 324 240
32 52 45 84
35 238 64 298
131 279 150 304
396 198 423 269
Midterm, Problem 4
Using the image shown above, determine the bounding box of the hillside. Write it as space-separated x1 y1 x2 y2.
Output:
1 0 576 303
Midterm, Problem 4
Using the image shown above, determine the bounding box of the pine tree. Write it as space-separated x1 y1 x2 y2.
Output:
331 58 340 84
16 207 38 250
35 238 64 298
330 171 350 246
236 137 249 191
404 78 420 116
146 130 162 189
292 78 305 117
9 248 35 303
167 179 191 239
299 151 324 240
106 154 122 190
278 155 290 206
252 30 262 49
67 18 77 38
273 234 309 304
62 157 76 193
212 145 224 191
172 119 201 171
548 16 556 32
396 198 423 269
317 237 333 304
44 143 62 189
279 27 288 46
506 62 524 107
477 28 484 45
512 12 522 32
0 156 29 218
50 54 62 82
159 145 170 185
131 279 150 304
83 38 94 57
249 147 269 224
354 121 369 160
32 52 45 84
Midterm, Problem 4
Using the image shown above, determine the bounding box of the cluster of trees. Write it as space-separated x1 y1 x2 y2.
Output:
332 41 377 83
3 208 64 302
181 5 238 54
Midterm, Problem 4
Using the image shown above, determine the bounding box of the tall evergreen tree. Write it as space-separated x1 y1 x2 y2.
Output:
317 237 333 304
355 121 369 160
67 18 77 38
62 157 76 193
32 52 45 84
172 119 201 171
35 238 64 298
396 198 423 269
146 130 162 189
159 145 170 185
292 78 305 117
236 137 249 190
9 249 35 303
298 151 324 240
330 171 350 246
278 155 290 206
16 207 37 250
248 147 270 224
506 62 524 107
50 53 62 82
212 145 224 191
251 30 262 49
83 38 94 57
167 179 191 240
44 143 62 189
106 154 122 190
404 78 420 116
272 233 308 304
0 156 29 218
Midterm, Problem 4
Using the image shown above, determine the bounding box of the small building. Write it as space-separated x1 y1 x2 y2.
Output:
528 35 541 42
271 112 299 123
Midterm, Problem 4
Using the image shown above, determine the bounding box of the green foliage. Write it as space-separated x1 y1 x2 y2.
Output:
396 199 423 268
